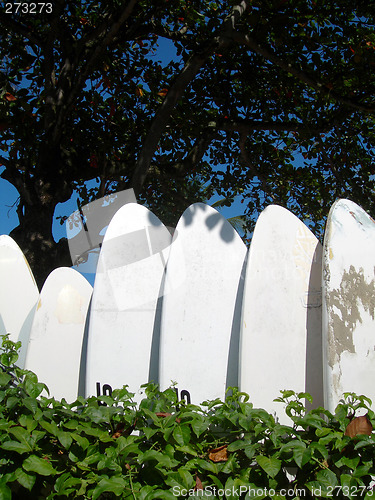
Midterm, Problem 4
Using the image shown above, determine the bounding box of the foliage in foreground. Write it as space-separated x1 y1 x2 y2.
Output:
0 335 375 499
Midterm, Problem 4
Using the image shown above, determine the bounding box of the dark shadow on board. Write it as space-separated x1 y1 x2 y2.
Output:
155 202 238 245
225 253 248 391
148 251 168 385
304 242 324 410
78 296 92 398
17 305 38 369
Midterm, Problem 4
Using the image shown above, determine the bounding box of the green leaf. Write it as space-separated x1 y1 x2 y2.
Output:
178 469 194 489
340 473 357 489
238 413 252 431
354 436 373 450
309 442 329 461
1 440 32 454
63 419 79 430
164 471 189 491
176 444 198 456
0 481 11 500
293 443 312 468
316 468 338 488
92 477 126 500
297 391 313 404
8 425 29 440
301 413 326 429
22 455 57 476
6 396 19 410
23 397 39 414
23 372 46 398
227 440 246 452
0 372 11 387
208 474 223 491
141 450 178 468
173 424 191 446
71 433 90 450
54 472 82 495
353 464 371 478
14 468 36 491
191 417 209 437
146 491 176 500
57 430 73 449
1 352 18 367
244 443 259 459
18 414 38 432
142 427 159 440
334 455 360 469
39 419 59 436
256 455 281 478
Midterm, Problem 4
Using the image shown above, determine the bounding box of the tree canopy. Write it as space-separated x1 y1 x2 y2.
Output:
1 0 375 286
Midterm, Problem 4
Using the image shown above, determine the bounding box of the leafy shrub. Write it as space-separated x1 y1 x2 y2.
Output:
0 334 375 499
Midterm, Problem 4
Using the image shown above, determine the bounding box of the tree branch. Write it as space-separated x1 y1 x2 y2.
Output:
209 118 329 135
51 0 138 142
0 13 44 49
232 31 375 114
43 4 64 135
238 133 279 203
172 130 219 177
131 0 251 195
76 0 138 92
0 155 10 168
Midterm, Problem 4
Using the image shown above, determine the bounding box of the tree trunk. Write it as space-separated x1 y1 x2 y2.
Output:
9 199 71 290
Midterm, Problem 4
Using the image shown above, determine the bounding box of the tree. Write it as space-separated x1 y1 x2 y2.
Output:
1 0 375 287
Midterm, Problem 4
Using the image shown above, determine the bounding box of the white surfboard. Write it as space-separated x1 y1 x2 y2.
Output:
0 235 39 368
322 199 375 413
239 205 323 421
24 267 92 401
85 203 172 402
159 203 247 405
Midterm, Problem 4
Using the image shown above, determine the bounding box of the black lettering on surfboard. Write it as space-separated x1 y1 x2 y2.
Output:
180 390 191 405
96 382 113 406
174 388 191 406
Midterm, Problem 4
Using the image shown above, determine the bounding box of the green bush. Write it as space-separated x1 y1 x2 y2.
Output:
0 334 375 499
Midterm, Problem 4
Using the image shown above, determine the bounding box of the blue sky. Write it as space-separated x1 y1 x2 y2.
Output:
0 175 83 241
0 178 19 236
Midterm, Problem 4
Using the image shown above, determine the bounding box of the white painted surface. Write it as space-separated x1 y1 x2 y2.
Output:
159 203 247 405
239 205 323 421
67 189 137 276
85 203 172 402
322 199 375 412
0 235 39 368
24 268 92 401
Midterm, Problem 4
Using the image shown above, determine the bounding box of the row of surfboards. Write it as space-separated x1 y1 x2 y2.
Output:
0 199 374 421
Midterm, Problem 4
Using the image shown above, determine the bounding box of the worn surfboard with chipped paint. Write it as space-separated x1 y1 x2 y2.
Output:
159 203 247 405
322 199 375 412
0 235 39 368
24 268 92 401
85 203 172 403
239 205 323 421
